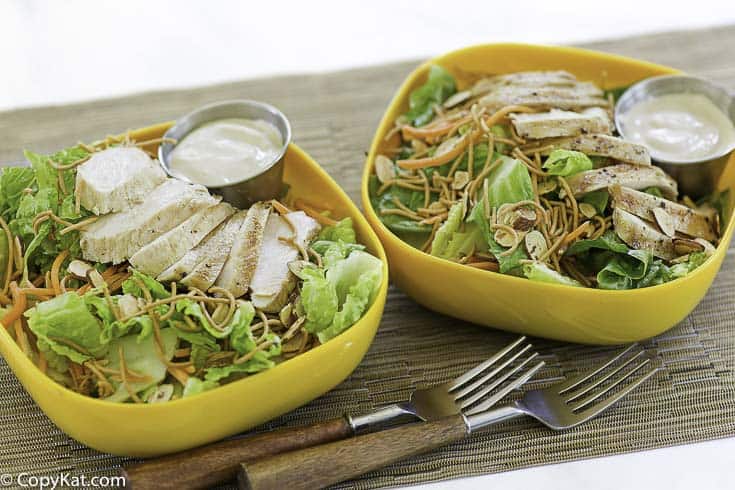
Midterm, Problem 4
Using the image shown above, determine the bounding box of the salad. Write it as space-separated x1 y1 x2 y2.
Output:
0 134 382 403
370 67 728 289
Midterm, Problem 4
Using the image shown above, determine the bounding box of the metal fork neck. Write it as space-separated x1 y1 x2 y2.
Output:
465 403 527 433
347 402 419 434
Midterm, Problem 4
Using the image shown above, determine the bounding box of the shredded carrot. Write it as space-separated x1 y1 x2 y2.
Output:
1 283 26 329
271 200 292 215
293 199 339 226
398 129 481 170
401 114 473 142
50 250 69 296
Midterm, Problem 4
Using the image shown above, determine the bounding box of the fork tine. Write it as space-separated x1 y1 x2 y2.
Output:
453 345 532 400
571 355 657 412
565 350 645 403
450 336 527 391
464 360 546 416
557 343 638 394
574 362 662 419
458 352 539 408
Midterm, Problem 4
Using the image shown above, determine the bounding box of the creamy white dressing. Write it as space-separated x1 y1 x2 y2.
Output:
169 118 283 186
619 93 735 163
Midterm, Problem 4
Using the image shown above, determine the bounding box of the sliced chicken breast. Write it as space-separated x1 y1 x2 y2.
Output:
566 164 678 200
526 134 651 166
76 146 167 215
129 201 234 276
613 208 676 260
470 71 582 96
479 86 609 112
250 211 321 313
215 202 272 298
80 179 217 264
609 184 718 241
509 108 612 139
157 211 246 288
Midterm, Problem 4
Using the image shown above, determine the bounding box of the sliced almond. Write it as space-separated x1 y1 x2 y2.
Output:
578 202 598 219
452 171 469 190
443 90 471 109
537 179 558 195
68 259 93 278
512 210 537 232
494 228 517 248
87 269 106 289
287 260 313 277
279 303 293 325
375 155 396 184
673 238 705 256
525 230 548 260
652 207 676 238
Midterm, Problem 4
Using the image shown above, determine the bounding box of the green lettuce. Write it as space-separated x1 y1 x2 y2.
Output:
104 328 178 402
523 262 582 287
203 338 282 383
580 190 609 215
543 150 593 176
482 155 534 210
404 65 456 127
294 250 382 343
229 301 257 356
122 269 171 300
26 293 107 364
430 202 465 258
183 377 219 397
369 175 432 239
318 217 357 243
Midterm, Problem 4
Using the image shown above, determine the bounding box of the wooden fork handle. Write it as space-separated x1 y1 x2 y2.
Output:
122 416 353 489
238 415 469 490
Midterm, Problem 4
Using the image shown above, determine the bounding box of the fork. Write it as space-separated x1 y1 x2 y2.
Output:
238 344 662 490
123 336 541 489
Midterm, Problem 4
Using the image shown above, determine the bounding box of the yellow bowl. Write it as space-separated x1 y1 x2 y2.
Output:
362 44 735 345
0 122 389 457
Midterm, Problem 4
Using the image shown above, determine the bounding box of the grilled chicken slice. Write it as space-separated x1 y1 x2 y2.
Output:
509 108 612 139
76 146 167 215
250 211 321 313
613 208 676 260
214 202 272 298
157 211 246 288
81 179 217 264
526 134 651 166
470 71 594 96
566 164 678 200
479 86 609 112
129 201 234 276
609 185 718 241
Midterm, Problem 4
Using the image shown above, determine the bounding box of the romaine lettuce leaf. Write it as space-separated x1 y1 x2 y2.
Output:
203 338 282 383
183 377 219 397
404 65 456 127
543 150 593 177
122 269 171 300
579 190 609 215
318 217 357 243
229 301 256 356
523 262 582 287
430 202 465 258
26 292 107 364
293 265 339 333
104 328 178 402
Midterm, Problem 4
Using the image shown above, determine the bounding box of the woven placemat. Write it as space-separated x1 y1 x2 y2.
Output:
2 25 735 489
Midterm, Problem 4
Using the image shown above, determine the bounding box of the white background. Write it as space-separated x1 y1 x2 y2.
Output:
3 1 735 488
